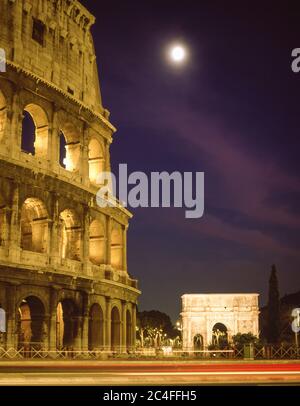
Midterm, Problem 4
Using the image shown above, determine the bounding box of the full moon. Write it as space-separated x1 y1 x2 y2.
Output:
169 45 186 63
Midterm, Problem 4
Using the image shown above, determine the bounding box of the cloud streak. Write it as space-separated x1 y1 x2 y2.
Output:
106 62 300 257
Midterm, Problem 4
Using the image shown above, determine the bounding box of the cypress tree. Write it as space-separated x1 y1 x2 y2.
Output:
267 265 281 344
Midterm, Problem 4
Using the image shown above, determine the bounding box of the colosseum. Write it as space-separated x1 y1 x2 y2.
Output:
0 0 140 356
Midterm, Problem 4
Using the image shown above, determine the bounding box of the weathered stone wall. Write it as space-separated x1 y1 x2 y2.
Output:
0 0 140 353
0 0 103 112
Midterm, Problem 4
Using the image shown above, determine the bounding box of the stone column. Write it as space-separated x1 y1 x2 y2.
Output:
206 318 212 348
1 97 10 152
187 318 192 351
5 284 17 349
12 0 23 65
74 316 83 351
82 125 90 186
105 297 111 351
30 219 49 254
122 225 128 273
51 109 60 172
42 315 50 351
49 288 58 353
82 207 90 275
106 216 111 267
182 316 187 351
49 195 60 267
9 91 22 159
65 143 81 172
0 207 11 250
121 301 126 353
45 219 52 259
81 293 89 352
9 184 21 262
132 303 137 350
105 140 111 173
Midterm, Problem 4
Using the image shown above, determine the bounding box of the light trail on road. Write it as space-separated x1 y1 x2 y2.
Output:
0 361 300 385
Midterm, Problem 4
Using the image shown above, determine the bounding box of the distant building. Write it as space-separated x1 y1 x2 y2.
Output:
181 294 260 350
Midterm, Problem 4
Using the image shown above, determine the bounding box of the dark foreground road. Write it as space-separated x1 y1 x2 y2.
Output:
0 360 299 385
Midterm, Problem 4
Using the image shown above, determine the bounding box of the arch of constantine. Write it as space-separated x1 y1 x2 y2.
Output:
181 294 259 350
0 0 140 354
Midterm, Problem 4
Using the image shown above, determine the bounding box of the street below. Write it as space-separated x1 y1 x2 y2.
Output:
0 360 299 385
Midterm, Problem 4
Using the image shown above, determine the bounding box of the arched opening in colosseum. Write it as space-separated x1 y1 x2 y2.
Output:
18 296 45 350
193 334 203 351
56 299 79 349
0 90 7 142
59 123 81 172
20 198 49 253
60 209 82 261
89 219 105 265
212 322 228 347
59 131 67 168
88 138 104 184
126 310 132 350
111 225 123 270
21 104 49 157
88 303 104 350
111 306 121 351
21 111 35 154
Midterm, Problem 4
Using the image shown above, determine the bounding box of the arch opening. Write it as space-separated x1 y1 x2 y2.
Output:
193 334 203 351
111 306 120 351
59 131 67 168
126 310 132 350
212 323 228 347
59 123 81 172
88 303 104 350
111 225 123 270
20 198 49 253
18 296 45 350
21 104 49 157
89 219 105 265
56 299 79 349
60 209 81 261
88 138 104 184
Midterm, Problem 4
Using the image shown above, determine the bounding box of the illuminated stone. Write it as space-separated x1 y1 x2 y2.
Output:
0 0 139 354
181 293 260 350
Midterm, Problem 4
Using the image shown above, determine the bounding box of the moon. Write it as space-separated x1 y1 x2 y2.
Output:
169 44 187 64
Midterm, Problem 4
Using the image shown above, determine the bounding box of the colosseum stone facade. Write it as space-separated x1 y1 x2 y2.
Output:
0 0 140 355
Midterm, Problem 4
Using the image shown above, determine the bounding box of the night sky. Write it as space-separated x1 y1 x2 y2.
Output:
81 0 300 321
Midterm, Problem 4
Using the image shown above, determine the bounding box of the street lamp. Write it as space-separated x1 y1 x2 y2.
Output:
292 308 300 348
175 319 183 349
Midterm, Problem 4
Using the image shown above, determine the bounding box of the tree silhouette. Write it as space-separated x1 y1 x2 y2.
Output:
137 310 179 347
266 265 280 344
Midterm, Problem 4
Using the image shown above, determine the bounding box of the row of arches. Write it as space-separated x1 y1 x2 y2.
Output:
3 196 124 268
18 296 132 351
0 89 105 184
193 323 229 350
